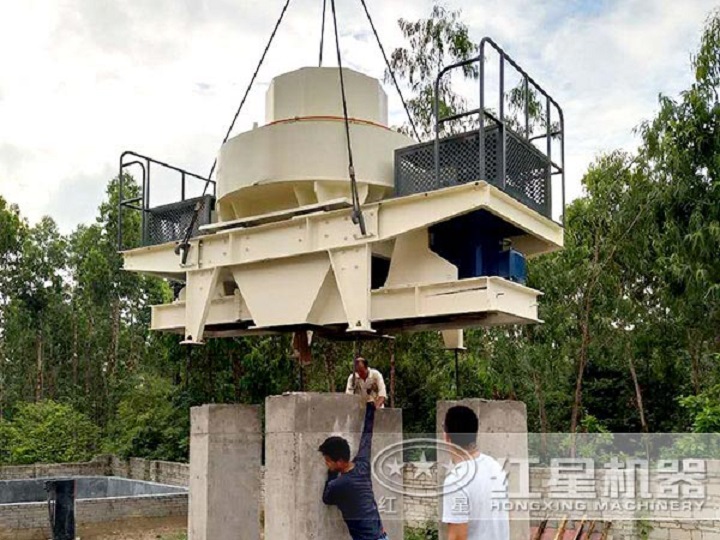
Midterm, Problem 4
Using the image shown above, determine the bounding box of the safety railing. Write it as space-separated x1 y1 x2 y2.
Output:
399 37 565 224
118 151 216 250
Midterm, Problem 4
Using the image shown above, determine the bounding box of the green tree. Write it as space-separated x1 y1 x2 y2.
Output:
0 197 25 419
3 217 71 404
0 400 99 465
640 10 720 395
388 5 478 139
105 374 189 461
680 380 720 432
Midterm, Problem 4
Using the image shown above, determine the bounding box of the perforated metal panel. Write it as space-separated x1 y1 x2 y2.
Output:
144 195 214 246
395 126 551 218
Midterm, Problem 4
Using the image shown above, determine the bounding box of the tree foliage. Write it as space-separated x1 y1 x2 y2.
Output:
388 5 478 139
0 401 99 464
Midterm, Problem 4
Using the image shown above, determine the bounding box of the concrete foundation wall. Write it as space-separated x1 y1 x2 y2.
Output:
265 392 404 540
371 406 405 539
265 392 365 539
437 399 531 540
188 403 262 540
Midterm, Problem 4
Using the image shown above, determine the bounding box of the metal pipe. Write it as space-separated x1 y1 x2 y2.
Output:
121 151 215 184
546 96 552 217
117 155 124 251
528 130 562 142
524 76 530 139
145 157 151 211
559 107 566 226
499 53 506 189
478 43 486 181
483 110 503 126
118 156 148 250
438 108 482 125
144 158 151 245
434 73 441 185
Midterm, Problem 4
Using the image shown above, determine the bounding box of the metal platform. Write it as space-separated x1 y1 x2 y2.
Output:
395 125 552 219
145 195 214 247
394 37 565 225
118 151 216 250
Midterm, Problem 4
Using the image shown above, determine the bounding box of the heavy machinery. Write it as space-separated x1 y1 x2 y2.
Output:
118 4 564 349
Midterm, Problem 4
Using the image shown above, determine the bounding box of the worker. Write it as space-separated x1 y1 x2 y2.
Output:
441 406 509 540
319 401 389 540
345 356 387 408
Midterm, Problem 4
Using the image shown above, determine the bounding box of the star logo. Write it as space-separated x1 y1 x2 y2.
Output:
412 451 434 479
384 457 404 478
439 461 456 475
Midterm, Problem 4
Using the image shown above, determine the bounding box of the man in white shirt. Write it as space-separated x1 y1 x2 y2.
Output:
345 357 387 408
441 406 509 540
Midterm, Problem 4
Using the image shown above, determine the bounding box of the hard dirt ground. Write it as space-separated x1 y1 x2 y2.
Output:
90 530 185 540
75 516 186 540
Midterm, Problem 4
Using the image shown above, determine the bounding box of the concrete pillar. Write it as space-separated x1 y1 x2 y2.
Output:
265 392 403 539
372 406 404 540
189 404 262 540
436 399 530 540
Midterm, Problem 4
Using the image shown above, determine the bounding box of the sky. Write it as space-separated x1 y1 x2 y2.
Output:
0 0 716 232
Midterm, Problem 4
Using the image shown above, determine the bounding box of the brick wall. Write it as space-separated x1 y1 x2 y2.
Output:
0 457 108 481
0 495 188 540
0 456 189 540
0 455 190 487
403 462 440 528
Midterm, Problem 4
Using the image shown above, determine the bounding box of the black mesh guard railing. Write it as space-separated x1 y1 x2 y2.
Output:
415 36 566 225
396 126 552 217
118 151 216 250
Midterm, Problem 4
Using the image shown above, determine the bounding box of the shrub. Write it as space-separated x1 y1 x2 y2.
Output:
3 401 100 465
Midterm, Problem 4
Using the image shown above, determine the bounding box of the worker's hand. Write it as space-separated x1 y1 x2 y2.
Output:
375 396 385 409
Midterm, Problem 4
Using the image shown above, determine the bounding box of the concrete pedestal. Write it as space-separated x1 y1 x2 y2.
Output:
188 404 262 540
265 392 403 539
436 399 530 540
371 405 404 540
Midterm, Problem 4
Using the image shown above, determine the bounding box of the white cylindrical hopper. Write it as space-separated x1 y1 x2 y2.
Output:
215 67 415 222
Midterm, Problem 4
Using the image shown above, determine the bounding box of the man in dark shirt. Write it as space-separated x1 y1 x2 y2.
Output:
319 402 389 540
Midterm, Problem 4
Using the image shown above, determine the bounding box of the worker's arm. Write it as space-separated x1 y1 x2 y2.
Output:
345 374 355 395
442 485 469 540
375 370 387 408
322 470 340 505
354 402 376 462
446 523 469 540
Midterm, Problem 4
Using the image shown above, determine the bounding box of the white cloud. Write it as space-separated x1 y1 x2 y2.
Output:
0 0 716 231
